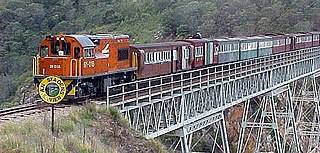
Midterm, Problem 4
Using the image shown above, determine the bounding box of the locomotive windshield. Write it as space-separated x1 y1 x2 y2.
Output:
50 40 71 56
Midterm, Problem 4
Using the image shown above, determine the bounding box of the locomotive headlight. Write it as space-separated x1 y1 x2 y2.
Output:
56 37 60 40
61 37 65 41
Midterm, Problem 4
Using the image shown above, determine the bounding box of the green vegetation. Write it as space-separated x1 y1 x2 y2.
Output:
0 105 164 152
0 0 319 105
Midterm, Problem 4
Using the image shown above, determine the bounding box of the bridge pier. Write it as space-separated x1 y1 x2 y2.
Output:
173 111 229 153
292 74 320 152
237 85 300 153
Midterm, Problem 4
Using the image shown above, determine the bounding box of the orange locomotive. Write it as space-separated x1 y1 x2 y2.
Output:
33 34 137 100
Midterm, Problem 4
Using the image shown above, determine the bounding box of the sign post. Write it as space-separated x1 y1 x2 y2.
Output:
38 76 67 134
51 104 54 133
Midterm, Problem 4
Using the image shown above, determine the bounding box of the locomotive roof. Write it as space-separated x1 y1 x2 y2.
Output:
86 34 129 39
67 35 95 47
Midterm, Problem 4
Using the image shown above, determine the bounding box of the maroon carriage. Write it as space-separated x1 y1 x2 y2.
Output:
164 41 193 72
289 33 313 50
130 43 173 79
178 39 216 68
265 34 291 54
310 32 320 47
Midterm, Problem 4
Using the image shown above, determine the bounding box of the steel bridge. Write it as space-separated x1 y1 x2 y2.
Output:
105 47 320 153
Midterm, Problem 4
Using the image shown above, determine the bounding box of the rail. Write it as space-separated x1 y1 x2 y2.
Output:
0 102 71 124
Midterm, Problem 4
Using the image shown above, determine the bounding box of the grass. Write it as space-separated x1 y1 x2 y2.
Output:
0 104 165 153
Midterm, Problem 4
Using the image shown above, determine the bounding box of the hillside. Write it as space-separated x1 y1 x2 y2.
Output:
0 105 165 152
0 0 319 105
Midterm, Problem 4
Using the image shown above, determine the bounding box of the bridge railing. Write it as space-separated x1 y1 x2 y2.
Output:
107 47 319 110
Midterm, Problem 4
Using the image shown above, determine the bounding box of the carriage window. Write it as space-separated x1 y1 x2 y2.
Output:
195 47 203 57
40 46 48 57
259 42 265 48
118 49 128 61
171 50 176 61
184 49 189 59
144 52 149 64
297 37 302 43
252 42 257 49
155 52 159 62
158 52 162 61
286 38 291 45
307 36 312 42
148 52 152 63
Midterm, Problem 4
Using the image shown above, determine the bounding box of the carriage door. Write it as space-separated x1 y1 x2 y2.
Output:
205 42 214 65
181 46 189 69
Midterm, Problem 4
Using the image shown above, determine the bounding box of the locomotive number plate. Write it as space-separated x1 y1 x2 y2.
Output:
84 61 95 68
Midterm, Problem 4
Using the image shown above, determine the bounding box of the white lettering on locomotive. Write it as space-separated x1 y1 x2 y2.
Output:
84 61 95 68
50 65 61 69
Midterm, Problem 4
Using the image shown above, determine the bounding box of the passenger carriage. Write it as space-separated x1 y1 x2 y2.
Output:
290 33 313 50
130 43 173 79
214 38 240 64
266 34 286 54
164 41 193 72
239 37 258 60
256 36 272 57
178 39 204 68
310 32 320 47
202 39 217 66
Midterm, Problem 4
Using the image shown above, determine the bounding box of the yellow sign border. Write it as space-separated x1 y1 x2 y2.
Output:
38 76 66 104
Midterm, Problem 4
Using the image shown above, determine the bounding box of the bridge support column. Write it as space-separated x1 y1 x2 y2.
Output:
292 75 320 152
237 85 300 153
174 111 229 153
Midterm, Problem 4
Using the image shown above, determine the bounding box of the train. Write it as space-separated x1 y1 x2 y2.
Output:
32 32 320 103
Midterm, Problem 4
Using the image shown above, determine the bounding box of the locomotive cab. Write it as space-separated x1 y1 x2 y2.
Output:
36 35 96 77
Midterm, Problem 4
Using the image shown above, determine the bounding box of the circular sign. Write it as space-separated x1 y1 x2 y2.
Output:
38 76 66 104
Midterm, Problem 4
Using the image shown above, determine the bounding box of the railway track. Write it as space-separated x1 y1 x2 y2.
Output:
0 102 71 124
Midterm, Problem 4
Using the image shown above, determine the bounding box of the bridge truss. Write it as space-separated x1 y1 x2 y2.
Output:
107 47 320 152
